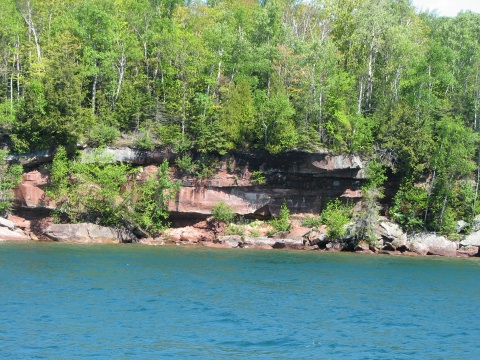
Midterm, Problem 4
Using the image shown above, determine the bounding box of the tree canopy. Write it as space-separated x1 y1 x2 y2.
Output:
1 0 480 233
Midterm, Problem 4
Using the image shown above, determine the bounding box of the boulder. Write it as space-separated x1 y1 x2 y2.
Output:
242 237 277 247
7 214 31 230
0 217 16 230
408 233 458 257
0 227 30 241
382 242 396 251
456 245 479 257
461 231 480 247
305 228 327 246
6 149 54 167
272 238 305 250
378 221 407 248
472 215 480 232
456 220 469 233
325 242 347 251
217 235 242 248
286 226 310 241
354 241 370 251
166 226 213 243
138 237 166 246
44 223 136 243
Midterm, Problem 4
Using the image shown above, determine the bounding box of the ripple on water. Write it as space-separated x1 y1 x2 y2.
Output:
0 243 479 359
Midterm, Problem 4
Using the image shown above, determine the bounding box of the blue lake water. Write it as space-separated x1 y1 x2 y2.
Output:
0 242 479 359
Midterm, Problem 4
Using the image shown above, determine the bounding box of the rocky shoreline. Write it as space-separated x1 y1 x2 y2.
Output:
1 215 479 258
2 147 479 258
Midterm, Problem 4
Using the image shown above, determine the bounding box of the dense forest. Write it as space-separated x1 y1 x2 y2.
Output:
1 0 480 234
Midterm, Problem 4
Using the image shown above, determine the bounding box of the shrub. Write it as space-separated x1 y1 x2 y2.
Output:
301 216 323 228
390 178 427 231
212 201 236 223
321 199 352 239
47 149 180 232
0 150 23 216
225 224 246 236
176 154 198 176
87 123 119 147
270 201 291 232
251 170 266 185
135 132 155 150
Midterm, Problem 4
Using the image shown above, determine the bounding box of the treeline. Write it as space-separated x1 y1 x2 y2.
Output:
1 0 480 233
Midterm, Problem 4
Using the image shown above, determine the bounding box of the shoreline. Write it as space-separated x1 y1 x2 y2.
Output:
1 236 479 260
2 216 480 259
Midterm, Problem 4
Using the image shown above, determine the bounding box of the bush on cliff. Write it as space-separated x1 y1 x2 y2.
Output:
353 160 387 244
270 201 291 232
0 150 23 216
320 199 352 239
48 147 179 233
212 201 236 223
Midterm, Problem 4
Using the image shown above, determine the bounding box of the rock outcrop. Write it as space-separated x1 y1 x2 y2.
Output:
407 233 458 257
0 227 30 241
167 151 364 217
11 148 365 218
0 216 30 241
461 231 480 247
13 169 52 208
44 223 136 243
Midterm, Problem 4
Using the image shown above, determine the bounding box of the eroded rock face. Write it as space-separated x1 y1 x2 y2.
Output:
44 223 136 243
7 214 31 230
13 169 52 208
169 186 326 216
12 150 365 219
166 153 365 217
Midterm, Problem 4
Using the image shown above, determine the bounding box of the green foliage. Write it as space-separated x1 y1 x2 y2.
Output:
212 201 235 223
354 187 382 244
251 170 266 185
156 124 183 148
301 216 323 229
191 116 228 154
439 206 457 236
2 0 480 230
225 224 246 237
47 146 71 208
175 153 217 179
320 199 352 239
390 179 428 231
354 160 387 244
270 201 291 232
364 160 387 192
0 150 22 216
175 154 198 177
425 116 478 232
248 229 261 238
135 132 155 150
48 149 179 232
220 80 256 150
87 123 119 147
131 160 180 233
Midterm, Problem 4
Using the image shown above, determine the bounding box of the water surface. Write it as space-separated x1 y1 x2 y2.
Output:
0 242 479 359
